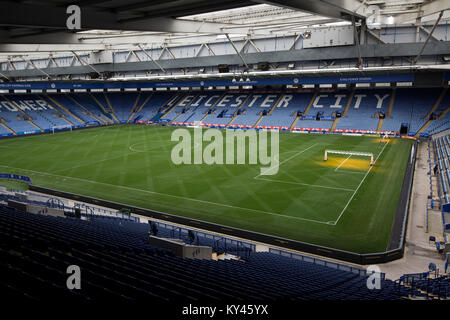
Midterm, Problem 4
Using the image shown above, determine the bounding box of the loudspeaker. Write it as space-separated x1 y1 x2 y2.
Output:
379 112 385 119
74 208 81 219
218 64 229 73
335 112 342 118
89 72 100 79
257 62 270 71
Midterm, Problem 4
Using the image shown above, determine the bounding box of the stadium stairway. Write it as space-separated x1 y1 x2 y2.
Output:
378 88 396 132
290 114 301 129
303 92 318 116
201 93 249 125
1 95 44 132
132 92 174 122
424 87 448 120
415 88 449 137
0 122 16 135
377 117 384 132
289 92 317 129
89 93 119 124
127 92 144 123
383 88 439 133
170 94 200 123
159 93 190 120
253 94 283 128
342 89 355 117
415 120 433 137
103 92 121 123
227 96 251 126
66 94 106 124
438 105 450 120
331 89 355 132
386 88 396 119
200 92 227 123
105 92 141 123
37 95 76 127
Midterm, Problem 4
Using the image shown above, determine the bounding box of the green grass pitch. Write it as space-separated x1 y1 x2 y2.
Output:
0 125 414 254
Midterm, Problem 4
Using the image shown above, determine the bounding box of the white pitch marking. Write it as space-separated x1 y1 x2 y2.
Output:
334 154 352 172
332 141 389 225
255 177 356 192
0 164 332 225
254 143 317 178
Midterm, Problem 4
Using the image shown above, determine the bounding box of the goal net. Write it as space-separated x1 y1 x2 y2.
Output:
52 125 73 134
324 150 374 166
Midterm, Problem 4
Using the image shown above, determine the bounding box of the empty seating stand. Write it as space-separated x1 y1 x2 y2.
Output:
0 88 449 137
434 135 450 203
0 205 414 302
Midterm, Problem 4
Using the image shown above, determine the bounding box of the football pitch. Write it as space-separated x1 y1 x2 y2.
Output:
0 125 414 254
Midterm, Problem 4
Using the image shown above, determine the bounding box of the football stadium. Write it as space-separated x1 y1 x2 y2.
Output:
1 0 450 311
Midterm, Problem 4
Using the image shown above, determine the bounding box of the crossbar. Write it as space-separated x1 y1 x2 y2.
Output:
324 150 374 166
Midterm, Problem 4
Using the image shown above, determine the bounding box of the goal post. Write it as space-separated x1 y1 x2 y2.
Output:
324 150 374 166
52 125 73 134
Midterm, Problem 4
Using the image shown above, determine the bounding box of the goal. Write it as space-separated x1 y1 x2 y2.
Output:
324 150 374 166
52 125 73 134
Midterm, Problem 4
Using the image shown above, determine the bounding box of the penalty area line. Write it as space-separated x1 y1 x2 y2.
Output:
255 177 356 192
332 141 389 226
254 143 317 178
334 154 352 172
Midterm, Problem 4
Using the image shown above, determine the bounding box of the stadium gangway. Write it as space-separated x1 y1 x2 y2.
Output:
153 221 255 259
0 190 139 222
150 220 367 273
268 248 370 277
74 202 140 222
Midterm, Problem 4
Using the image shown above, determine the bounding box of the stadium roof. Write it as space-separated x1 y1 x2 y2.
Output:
0 0 448 53
0 0 449 80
